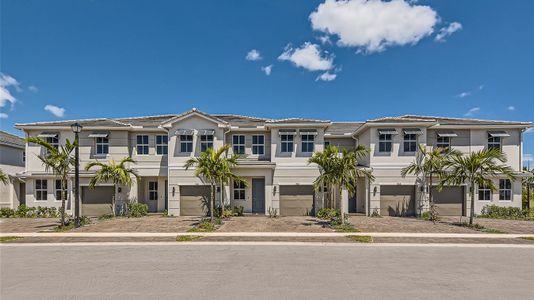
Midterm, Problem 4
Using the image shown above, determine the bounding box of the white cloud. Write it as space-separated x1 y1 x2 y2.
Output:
507 106 515 111
261 65 273 76
0 112 8 119
317 35 332 45
278 42 334 71
44 105 66 117
458 92 471 98
246 49 262 61
464 107 480 117
310 0 438 53
0 73 20 108
316 71 337 81
435 22 462 42
28 85 39 92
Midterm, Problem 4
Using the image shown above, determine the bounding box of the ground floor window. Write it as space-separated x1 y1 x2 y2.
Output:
55 179 67 201
149 181 158 201
233 181 245 200
478 184 491 201
36 179 48 201
499 179 511 201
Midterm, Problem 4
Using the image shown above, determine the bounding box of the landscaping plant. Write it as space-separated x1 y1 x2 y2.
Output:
127 202 148 217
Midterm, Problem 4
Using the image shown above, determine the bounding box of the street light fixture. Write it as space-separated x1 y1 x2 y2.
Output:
71 122 82 227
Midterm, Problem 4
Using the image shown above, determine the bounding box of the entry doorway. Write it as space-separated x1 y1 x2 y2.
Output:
251 178 265 214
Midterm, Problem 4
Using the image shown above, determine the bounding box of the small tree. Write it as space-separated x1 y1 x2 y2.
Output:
26 137 76 226
440 148 515 225
85 157 138 216
522 167 534 210
218 149 247 216
0 168 8 184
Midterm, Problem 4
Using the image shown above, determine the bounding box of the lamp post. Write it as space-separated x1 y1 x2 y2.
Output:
71 122 83 227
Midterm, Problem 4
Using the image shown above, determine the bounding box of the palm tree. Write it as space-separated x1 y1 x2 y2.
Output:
217 148 247 216
440 148 515 225
85 157 138 216
309 145 374 223
26 137 76 226
185 144 246 222
401 144 459 221
0 168 9 184
522 167 534 210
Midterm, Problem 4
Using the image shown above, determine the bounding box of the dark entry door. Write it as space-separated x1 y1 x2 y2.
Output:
252 178 265 214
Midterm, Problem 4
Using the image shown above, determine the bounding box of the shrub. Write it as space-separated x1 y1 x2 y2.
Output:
420 211 431 221
480 205 532 220
14 205 35 218
370 208 381 218
188 219 218 232
0 207 15 218
331 223 358 232
98 214 114 220
317 208 340 220
54 216 91 232
232 206 244 216
127 202 148 218
268 207 278 218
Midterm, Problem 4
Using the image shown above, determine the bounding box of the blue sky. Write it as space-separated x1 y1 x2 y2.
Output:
1 0 533 162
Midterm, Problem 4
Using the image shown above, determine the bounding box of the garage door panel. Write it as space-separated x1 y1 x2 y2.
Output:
432 186 464 216
280 186 314 216
380 185 415 217
180 186 209 216
82 186 113 216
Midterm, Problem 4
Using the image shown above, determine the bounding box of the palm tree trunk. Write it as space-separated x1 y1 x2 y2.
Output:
210 183 215 222
112 184 117 216
220 180 225 217
469 181 475 225
60 177 67 226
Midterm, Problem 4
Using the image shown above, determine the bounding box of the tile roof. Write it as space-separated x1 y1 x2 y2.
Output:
325 122 364 135
266 117 330 124
0 130 25 148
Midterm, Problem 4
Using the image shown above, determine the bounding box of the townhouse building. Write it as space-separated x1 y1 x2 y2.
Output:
0 130 25 209
13 109 531 217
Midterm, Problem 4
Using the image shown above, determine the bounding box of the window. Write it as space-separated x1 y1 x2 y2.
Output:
301 134 315 153
436 136 450 149
156 135 168 155
478 184 491 201
35 179 47 201
324 141 330 148
136 135 149 155
499 179 511 201
55 180 67 201
200 135 214 152
96 137 109 155
22 151 26 163
148 181 158 201
252 135 264 155
488 136 501 151
281 134 294 153
403 134 417 152
378 134 392 152
180 135 193 153
46 136 59 153
232 135 245 154
233 181 245 200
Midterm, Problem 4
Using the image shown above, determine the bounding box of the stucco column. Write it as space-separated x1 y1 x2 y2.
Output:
341 188 349 214
369 183 381 215
168 184 180 216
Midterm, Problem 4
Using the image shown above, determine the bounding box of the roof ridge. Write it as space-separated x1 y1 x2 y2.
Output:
400 114 532 124
212 113 272 121
114 114 178 120
15 117 130 126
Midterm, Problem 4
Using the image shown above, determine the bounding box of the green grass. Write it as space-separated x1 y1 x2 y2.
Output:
347 235 373 243
187 220 217 232
519 237 534 241
331 223 359 233
0 236 22 243
176 235 201 242
53 224 75 232
481 228 506 234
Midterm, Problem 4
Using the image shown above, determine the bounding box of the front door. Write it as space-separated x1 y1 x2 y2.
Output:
252 178 265 214
164 180 168 211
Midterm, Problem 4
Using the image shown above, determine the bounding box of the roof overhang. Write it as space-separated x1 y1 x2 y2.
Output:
266 122 331 128
352 122 436 137
429 124 532 130
161 109 229 128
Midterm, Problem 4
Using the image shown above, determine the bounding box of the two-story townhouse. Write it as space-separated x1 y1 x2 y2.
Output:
0 130 25 209
14 109 532 218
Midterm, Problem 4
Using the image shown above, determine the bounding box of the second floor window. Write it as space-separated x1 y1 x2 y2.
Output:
403 134 417 152
436 136 450 149
35 179 47 201
55 179 67 201
180 135 193 153
156 135 168 155
22 151 26 163
499 179 511 201
301 134 315 153
137 135 149 155
252 135 264 155
281 134 294 153
148 181 158 201
233 181 245 200
96 137 109 155
233 135 245 154
46 136 59 153
200 135 214 152
488 136 501 151
478 184 491 201
378 134 392 153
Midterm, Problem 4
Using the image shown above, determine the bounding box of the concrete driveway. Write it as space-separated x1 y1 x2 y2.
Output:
0 218 59 233
72 215 201 232
218 216 332 232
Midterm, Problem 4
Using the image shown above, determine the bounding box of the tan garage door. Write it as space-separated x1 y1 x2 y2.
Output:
82 186 113 216
432 186 464 216
279 185 314 216
380 185 415 217
180 186 210 216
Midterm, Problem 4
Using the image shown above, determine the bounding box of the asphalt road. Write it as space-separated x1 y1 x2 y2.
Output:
1 244 533 299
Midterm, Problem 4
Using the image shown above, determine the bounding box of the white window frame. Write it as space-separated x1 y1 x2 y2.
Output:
488 136 502 151
55 179 67 202
378 134 392 153
280 134 294 153
156 135 168 155
180 135 193 153
35 179 48 201
232 135 245 155
233 181 246 201
301 134 315 153
252 135 265 155
148 181 158 201
136 135 149 155
436 136 450 149
200 135 214 152
478 184 491 201
499 179 512 201
95 136 109 155
46 136 59 154
403 133 417 152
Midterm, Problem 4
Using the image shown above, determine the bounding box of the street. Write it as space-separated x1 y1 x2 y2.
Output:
1 244 533 299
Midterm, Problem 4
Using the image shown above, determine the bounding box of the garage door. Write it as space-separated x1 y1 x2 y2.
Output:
279 185 314 216
432 186 464 216
380 185 415 217
180 186 210 216
82 186 113 216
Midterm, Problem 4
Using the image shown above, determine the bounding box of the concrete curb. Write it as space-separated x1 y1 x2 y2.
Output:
2 232 534 238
